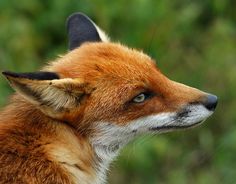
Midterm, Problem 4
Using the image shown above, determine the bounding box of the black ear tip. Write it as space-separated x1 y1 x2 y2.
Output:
67 12 88 21
2 71 19 78
2 71 60 80
66 12 101 50
66 12 90 30
2 71 7 76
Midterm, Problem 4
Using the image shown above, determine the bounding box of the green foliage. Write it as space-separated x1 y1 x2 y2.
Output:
0 0 235 183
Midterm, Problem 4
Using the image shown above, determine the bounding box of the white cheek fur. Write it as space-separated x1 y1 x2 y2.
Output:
90 104 213 184
91 104 213 151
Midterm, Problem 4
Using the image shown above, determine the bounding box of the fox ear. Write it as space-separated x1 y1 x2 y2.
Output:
66 12 109 50
2 71 90 112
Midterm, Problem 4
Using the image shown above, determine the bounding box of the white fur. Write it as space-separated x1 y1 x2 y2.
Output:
90 104 213 183
91 22 110 42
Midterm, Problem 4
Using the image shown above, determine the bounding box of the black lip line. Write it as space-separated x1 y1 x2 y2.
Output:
149 121 202 131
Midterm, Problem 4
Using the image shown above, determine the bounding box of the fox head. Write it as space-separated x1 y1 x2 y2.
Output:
2 13 217 155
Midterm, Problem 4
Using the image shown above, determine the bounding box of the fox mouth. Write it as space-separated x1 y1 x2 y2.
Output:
148 104 214 132
149 120 203 131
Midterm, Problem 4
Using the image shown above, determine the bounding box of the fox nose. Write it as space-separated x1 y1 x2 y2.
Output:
203 94 218 111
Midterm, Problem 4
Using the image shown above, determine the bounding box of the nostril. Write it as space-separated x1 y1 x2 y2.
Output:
203 94 218 111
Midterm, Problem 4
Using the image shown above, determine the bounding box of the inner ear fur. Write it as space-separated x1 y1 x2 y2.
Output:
2 71 91 113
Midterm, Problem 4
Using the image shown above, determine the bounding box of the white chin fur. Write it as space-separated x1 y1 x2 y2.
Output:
90 104 213 183
91 104 213 150
134 104 213 132
174 104 214 127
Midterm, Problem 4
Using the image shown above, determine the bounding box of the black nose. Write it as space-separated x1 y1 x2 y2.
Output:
203 94 218 111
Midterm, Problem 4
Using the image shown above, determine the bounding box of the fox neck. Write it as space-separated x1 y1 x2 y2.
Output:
90 122 141 183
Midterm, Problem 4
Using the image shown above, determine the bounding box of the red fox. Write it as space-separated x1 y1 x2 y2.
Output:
0 13 217 184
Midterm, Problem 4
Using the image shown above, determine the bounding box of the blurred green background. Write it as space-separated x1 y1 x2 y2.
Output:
0 0 236 183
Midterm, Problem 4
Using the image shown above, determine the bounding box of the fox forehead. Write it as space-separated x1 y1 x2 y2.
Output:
50 42 159 84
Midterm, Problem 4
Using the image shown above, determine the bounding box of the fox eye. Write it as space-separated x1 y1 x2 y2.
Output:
132 92 152 103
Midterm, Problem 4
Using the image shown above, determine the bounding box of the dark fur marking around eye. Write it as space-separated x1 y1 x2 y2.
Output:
2 71 60 80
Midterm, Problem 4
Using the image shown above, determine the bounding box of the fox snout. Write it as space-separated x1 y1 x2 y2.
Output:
165 93 218 131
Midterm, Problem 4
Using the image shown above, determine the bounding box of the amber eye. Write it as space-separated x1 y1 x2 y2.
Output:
132 93 152 103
